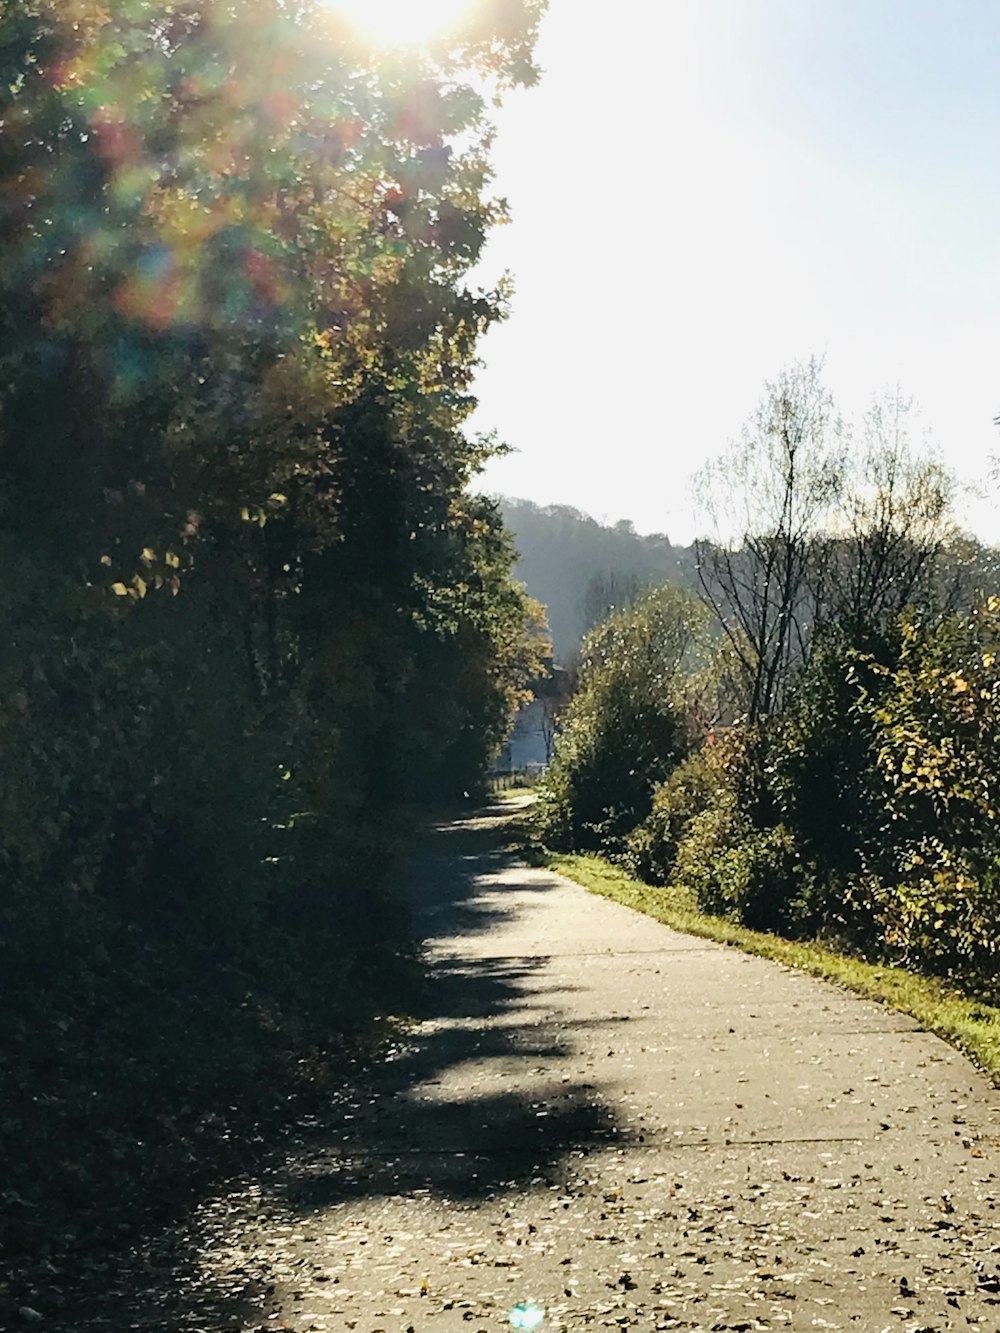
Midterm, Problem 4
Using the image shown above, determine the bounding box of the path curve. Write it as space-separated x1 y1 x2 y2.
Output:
200 801 1000 1332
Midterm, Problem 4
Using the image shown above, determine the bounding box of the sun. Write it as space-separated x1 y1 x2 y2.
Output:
324 0 476 48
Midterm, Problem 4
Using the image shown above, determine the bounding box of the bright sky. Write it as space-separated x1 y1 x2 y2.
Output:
330 0 473 44
470 0 1000 544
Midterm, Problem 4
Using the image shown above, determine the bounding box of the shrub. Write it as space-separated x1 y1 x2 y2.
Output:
845 852 1000 1000
624 748 716 884
671 788 749 915
535 586 707 851
673 803 814 935
767 627 895 878
872 603 1000 866
729 824 817 934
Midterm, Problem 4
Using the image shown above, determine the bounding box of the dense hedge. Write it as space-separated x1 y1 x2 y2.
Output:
0 0 548 1275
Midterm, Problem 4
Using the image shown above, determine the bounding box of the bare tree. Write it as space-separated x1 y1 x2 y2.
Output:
695 357 842 725
811 391 957 642
580 569 646 637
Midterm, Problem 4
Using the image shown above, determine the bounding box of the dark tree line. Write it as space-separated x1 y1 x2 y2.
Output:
0 0 548 1280
499 496 697 661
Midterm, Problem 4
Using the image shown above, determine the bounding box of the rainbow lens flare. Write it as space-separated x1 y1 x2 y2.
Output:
509 1303 545 1330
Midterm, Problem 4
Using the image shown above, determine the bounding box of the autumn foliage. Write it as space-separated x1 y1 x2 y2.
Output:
0 0 548 1267
538 364 1000 1002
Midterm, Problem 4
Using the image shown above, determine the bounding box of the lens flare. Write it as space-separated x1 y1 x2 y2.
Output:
323 0 475 47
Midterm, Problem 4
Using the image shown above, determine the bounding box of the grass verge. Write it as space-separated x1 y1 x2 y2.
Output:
516 836 1000 1086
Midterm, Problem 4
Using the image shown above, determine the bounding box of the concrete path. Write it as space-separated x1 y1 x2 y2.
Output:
197 801 1000 1333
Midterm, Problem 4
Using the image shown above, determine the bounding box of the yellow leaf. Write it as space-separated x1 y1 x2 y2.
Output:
132 575 147 598
111 582 129 596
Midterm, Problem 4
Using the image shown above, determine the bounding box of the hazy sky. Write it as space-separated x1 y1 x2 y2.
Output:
469 0 1000 543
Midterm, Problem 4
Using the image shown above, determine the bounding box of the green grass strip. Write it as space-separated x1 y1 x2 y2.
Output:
528 844 1000 1086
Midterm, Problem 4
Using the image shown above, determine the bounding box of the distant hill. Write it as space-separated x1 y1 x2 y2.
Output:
497 496 698 662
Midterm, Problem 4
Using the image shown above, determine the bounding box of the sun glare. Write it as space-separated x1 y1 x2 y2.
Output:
325 0 476 47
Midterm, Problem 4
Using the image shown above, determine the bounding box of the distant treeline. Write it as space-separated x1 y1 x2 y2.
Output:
498 497 697 661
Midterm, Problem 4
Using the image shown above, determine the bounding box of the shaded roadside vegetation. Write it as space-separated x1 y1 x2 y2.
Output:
0 0 549 1314
535 359 1000 1017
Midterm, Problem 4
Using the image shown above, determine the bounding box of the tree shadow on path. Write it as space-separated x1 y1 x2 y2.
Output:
278 799 623 1212
48 800 622 1331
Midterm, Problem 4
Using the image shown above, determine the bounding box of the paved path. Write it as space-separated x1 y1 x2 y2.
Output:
196 801 1000 1333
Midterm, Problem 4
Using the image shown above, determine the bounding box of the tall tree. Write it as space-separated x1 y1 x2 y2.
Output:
810 391 956 647
0 0 550 1267
695 357 842 725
